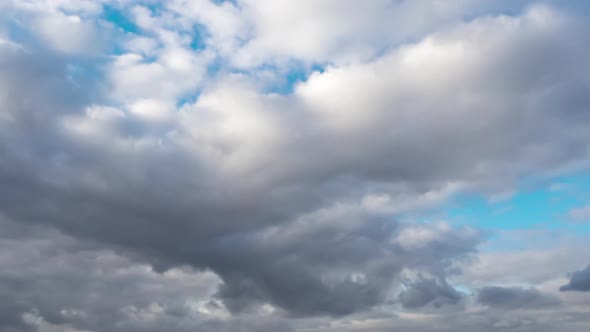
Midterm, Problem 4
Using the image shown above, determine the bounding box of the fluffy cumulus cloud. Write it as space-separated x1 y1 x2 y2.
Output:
1 0 590 331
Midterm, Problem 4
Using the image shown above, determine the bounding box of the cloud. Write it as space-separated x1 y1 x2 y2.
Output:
1 1 590 332
477 286 560 309
0 218 231 332
33 13 106 54
209 206 482 316
457 232 590 286
398 276 463 309
568 205 590 222
560 265 590 292
169 0 542 68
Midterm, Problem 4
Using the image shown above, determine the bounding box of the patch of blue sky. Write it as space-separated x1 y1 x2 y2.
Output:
446 172 590 232
212 0 237 5
103 3 208 55
460 0 529 22
102 5 139 34
190 24 209 51
264 64 325 95
100 4 143 56
176 92 201 108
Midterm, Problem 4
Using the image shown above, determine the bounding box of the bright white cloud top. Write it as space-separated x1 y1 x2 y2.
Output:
1 1 590 332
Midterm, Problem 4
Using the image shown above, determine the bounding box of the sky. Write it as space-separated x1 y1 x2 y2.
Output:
1 0 590 331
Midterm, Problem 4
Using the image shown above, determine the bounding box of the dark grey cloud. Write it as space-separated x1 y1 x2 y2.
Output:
0 218 244 332
477 286 560 309
210 214 482 316
560 265 590 292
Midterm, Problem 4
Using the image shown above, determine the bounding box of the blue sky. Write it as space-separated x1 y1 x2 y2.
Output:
450 173 590 231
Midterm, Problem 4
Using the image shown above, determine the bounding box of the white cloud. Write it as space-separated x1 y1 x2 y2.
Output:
33 12 105 54
222 0 492 67
108 49 210 102
129 98 175 122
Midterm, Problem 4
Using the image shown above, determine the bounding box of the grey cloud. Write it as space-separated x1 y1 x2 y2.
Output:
0 38 485 316
304 309 589 332
0 218 231 332
398 276 463 309
0 1 590 331
477 286 560 309
560 265 590 292
210 213 482 316
0 299 32 332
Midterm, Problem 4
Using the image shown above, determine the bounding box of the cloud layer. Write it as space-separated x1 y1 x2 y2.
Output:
1 1 590 331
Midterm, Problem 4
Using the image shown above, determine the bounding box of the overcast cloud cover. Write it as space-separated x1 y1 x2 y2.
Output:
1 0 590 331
